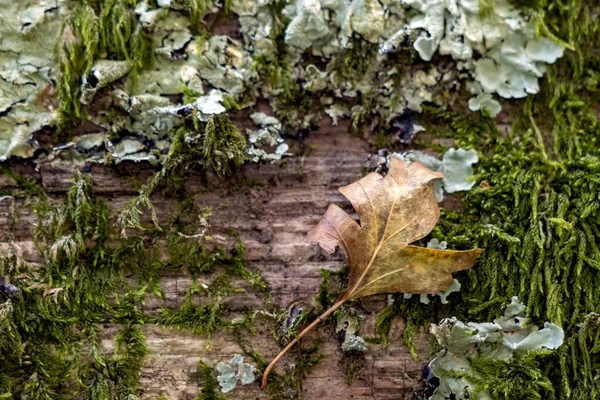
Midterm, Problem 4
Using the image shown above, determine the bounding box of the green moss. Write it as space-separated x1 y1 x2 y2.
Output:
447 352 555 400
95 0 154 77
195 360 225 400
0 166 271 398
116 113 247 235
174 0 211 35
153 240 267 338
55 0 153 133
55 5 99 132
566 312 600 399
328 37 378 85
251 0 295 101
201 115 248 175
247 342 323 400
78 323 148 399
161 113 247 180
153 275 245 337
316 266 348 311
0 168 44 198
0 172 153 397
343 357 359 386
341 351 365 386
317 269 334 311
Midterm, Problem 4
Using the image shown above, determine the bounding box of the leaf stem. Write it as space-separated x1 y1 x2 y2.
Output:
261 298 346 389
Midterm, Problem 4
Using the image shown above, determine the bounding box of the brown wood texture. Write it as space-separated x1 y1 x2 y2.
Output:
0 116 433 399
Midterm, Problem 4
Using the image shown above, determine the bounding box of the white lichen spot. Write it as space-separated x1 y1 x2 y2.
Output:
468 92 502 118
80 60 132 105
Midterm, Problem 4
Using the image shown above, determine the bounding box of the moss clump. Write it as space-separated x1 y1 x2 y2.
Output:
447 352 555 400
247 342 323 400
174 0 211 35
0 166 269 398
566 312 600 399
195 360 225 400
116 113 247 234
155 113 247 181
154 237 268 339
55 5 99 132
0 172 154 398
316 266 348 312
77 322 148 399
328 37 378 85
0 168 45 198
95 0 154 76
55 0 153 132
200 115 248 176
342 353 364 386
153 275 246 338
251 0 291 92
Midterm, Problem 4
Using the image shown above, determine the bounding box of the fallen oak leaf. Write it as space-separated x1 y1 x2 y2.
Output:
261 157 483 388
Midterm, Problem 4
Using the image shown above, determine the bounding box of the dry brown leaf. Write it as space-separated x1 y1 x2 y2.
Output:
308 157 482 300
262 157 482 388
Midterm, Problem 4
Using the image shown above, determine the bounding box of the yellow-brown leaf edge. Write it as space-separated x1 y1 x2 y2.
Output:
261 157 483 388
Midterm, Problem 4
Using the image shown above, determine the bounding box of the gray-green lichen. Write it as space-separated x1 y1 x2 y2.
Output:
0 0 562 165
441 148 478 193
400 0 564 115
336 307 367 353
429 297 564 400
0 0 62 160
216 354 256 393
80 60 131 105
195 35 257 96
2 0 258 167
392 147 478 201
246 112 289 162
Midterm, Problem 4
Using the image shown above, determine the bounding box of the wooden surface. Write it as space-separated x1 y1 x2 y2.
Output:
1 117 432 399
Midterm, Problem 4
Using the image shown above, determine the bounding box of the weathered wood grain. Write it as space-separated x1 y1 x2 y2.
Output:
1 118 432 399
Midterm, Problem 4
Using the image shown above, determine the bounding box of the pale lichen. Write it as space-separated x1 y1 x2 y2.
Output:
0 0 566 165
216 354 256 393
397 0 564 115
0 0 61 160
392 147 478 201
429 297 564 399
246 112 289 162
336 307 367 353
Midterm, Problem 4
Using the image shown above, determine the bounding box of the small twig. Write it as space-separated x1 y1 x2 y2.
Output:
261 299 346 388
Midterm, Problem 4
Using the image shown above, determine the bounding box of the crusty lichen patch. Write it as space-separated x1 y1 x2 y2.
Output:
0 0 566 165
0 0 62 160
